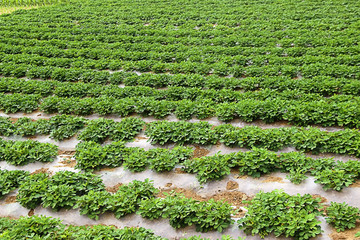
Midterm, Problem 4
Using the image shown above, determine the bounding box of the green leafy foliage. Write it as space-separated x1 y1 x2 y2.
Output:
181 237 245 240
138 193 234 232
238 190 323 240
145 121 217 145
314 169 356 191
108 179 158 219
75 141 127 171
0 215 67 240
17 171 105 211
74 190 112 220
326 202 360 232
0 169 29 198
78 117 144 143
17 173 50 209
122 147 148 172
0 215 165 240
0 139 58 165
235 148 279 178
183 154 231 183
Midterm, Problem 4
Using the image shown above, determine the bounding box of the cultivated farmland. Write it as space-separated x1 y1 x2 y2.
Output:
0 0 360 239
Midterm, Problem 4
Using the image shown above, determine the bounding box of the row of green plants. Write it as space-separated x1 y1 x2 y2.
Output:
0 0 357 80
0 215 166 240
3 118 360 163
1 48 359 72
2 93 360 128
184 148 360 191
74 140 360 191
16 173 234 233
3 170 360 239
0 116 144 142
0 0 68 7
0 215 246 240
0 139 57 165
146 121 360 157
0 168 28 198
1 60 359 79
2 136 358 191
75 141 193 172
1 28 357 50
239 190 360 239
2 77 335 103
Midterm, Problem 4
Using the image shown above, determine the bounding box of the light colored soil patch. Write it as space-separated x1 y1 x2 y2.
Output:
312 194 328 204
4 196 17 204
192 145 210 159
58 150 76 155
0 6 38 15
57 158 76 168
234 175 248 179
211 191 250 207
174 168 186 174
262 176 284 183
28 209 34 216
157 187 250 208
135 136 148 142
329 221 360 240
157 188 205 201
106 183 123 193
350 180 360 188
226 181 239 190
31 168 50 175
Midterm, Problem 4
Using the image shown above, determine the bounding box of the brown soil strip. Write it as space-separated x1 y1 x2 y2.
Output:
157 187 251 207
157 188 205 201
100 167 116 172
4 196 16 204
157 187 251 218
58 150 76 155
261 176 284 183
106 183 123 193
58 158 76 168
350 180 360 188
135 136 148 142
9 118 18 123
226 181 239 190
174 168 186 174
312 194 328 204
28 209 34 216
192 145 210 159
329 221 360 240
234 175 248 179
31 168 50 175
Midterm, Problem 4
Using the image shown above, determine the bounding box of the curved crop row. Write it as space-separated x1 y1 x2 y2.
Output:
3 70 360 97
0 215 165 240
0 215 245 240
1 61 359 79
184 148 360 191
146 121 360 157
0 115 144 142
2 93 360 128
0 139 58 165
16 174 233 233
0 168 29 198
75 141 193 172
239 190 360 239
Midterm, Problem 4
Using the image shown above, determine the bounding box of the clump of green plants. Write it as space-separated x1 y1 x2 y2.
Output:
326 202 360 232
138 192 234 233
0 169 29 198
238 190 323 240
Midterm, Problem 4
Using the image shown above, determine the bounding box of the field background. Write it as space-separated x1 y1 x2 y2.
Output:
0 0 360 239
